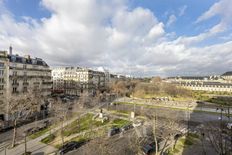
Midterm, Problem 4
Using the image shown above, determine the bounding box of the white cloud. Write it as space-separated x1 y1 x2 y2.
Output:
196 0 232 36
166 14 177 27
178 5 187 16
196 0 232 23
0 0 232 76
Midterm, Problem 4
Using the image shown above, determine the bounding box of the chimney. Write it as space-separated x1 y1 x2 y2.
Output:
9 45 12 55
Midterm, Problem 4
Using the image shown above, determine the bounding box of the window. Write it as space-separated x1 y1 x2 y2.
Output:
0 70 3 76
23 87 27 93
0 85 3 90
13 71 17 76
23 64 27 69
0 63 4 68
12 87 17 93
0 78 4 83
12 80 17 85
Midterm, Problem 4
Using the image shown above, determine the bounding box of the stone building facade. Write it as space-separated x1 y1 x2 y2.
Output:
176 81 232 92
52 67 107 96
0 50 52 121
221 71 232 81
168 76 232 92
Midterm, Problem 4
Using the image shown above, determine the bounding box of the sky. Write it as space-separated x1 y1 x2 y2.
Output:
0 0 232 77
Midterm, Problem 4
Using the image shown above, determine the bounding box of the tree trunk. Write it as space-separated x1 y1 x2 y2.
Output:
61 118 64 147
153 115 158 155
160 138 169 155
12 119 17 147
154 136 158 155
24 134 27 154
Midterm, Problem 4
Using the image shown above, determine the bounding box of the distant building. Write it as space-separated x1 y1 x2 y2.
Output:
174 81 232 92
52 67 107 96
0 48 52 121
51 67 65 94
168 75 232 92
221 71 232 81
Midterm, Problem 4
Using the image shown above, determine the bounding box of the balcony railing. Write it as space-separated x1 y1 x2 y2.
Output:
12 83 19 86
23 82 29 85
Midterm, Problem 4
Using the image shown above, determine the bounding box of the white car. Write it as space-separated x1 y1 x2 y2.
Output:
227 123 232 129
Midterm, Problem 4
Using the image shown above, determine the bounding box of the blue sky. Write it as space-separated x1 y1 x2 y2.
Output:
0 0 232 76
4 0 50 19
4 0 219 36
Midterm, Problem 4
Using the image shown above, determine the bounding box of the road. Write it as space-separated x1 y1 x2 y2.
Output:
108 99 231 124
116 97 232 115
0 118 53 144
0 101 109 155
67 128 137 155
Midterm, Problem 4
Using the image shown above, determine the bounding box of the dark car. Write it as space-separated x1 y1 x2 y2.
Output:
141 141 156 155
58 141 85 155
108 127 120 137
142 145 154 155
121 124 133 132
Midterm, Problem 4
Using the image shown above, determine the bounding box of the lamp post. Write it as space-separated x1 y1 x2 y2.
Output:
23 132 27 154
216 106 224 155
187 102 190 135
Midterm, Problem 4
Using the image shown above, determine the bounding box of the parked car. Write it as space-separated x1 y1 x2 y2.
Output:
121 124 133 132
141 144 155 155
108 127 120 137
44 120 52 127
227 123 232 129
58 141 85 155
141 141 156 155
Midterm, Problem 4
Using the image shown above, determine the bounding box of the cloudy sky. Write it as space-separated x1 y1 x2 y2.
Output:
0 0 232 77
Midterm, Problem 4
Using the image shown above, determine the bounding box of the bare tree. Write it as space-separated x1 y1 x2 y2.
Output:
204 122 232 155
8 91 43 147
52 98 68 146
145 112 182 155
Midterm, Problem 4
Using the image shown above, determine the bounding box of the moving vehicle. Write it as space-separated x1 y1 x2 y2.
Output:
58 141 85 155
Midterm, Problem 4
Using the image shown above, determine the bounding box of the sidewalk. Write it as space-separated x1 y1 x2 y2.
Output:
0 102 108 155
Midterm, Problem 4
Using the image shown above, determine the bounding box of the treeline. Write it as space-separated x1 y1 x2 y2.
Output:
107 77 192 98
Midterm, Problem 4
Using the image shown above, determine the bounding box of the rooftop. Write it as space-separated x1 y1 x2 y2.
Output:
8 54 49 67
221 71 232 76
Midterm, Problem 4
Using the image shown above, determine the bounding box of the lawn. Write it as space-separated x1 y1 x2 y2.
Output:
29 127 51 139
192 91 232 106
167 133 199 155
41 134 56 144
61 113 109 137
41 113 110 145
111 118 131 128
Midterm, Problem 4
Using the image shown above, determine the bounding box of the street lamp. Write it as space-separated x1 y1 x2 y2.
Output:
216 107 224 155
23 132 27 155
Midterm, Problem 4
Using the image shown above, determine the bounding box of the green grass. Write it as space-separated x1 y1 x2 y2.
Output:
63 113 93 136
135 90 232 105
167 133 199 155
111 118 130 128
29 127 50 139
192 91 232 106
63 113 109 137
41 134 55 144
41 113 110 146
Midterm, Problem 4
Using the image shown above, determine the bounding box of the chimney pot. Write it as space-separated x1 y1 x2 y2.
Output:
9 45 12 55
